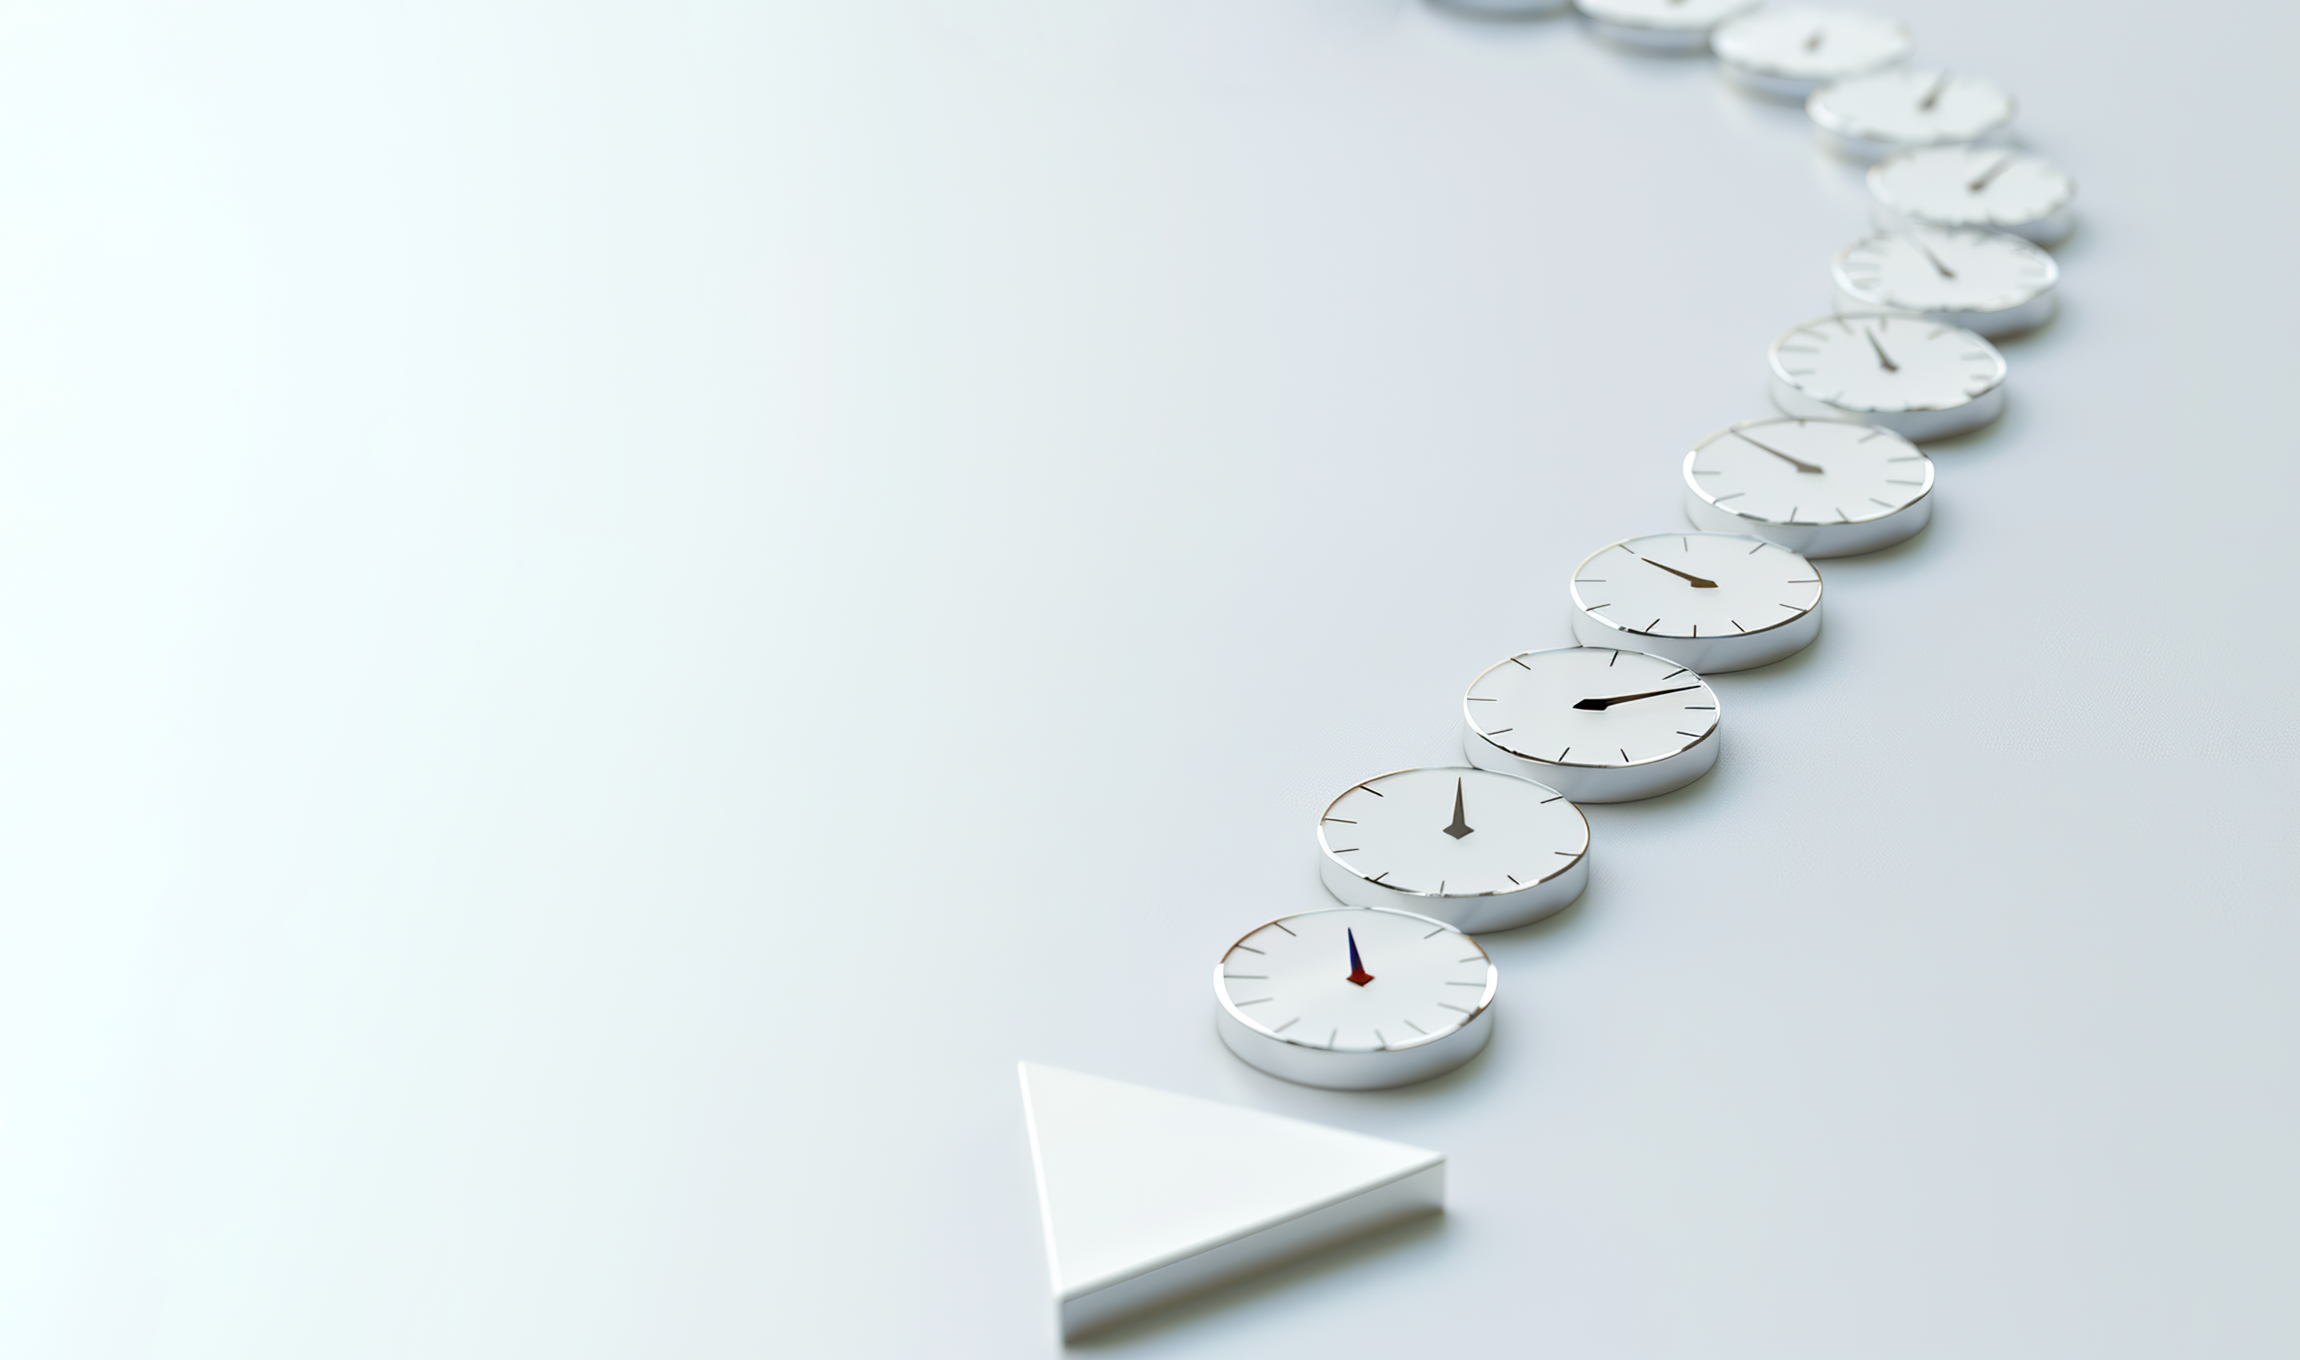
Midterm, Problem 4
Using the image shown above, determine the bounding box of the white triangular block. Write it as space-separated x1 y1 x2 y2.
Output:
1018 1062 1444 1339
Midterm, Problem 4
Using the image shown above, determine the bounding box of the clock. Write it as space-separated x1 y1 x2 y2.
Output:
1768 312 2007 440
1317 766 1589 934
1711 7 1913 101
1216 906 1497 1090
1869 144 2078 245
1574 0 1760 51
1807 68 2016 162
1832 226 2059 335
1681 417 1934 556
1568 531 1822 672
1462 647 1720 802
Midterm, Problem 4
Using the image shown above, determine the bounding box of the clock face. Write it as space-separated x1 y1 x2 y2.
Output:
1833 227 2058 332
1809 68 2016 151
1218 907 1495 1055
1571 532 1820 643
1713 8 1912 91
1684 417 1933 535
1869 145 2077 240
1463 647 1720 801
1769 313 2006 431
1317 767 1588 934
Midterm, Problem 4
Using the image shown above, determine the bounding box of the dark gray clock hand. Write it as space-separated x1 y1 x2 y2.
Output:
1633 555 1719 588
1572 684 1704 711
1864 327 1901 372
1733 429 1825 473
1917 70 1950 111
1804 27 1826 50
1967 154 2016 192
1914 239 1958 279
1442 777 1474 840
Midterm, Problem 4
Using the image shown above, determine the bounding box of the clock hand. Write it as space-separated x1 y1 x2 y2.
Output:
1345 928 1375 987
1966 154 2016 192
1863 327 1901 372
1442 777 1475 840
1572 684 1704 711
1733 429 1825 473
1913 238 1958 279
1803 26 1826 51
1916 70 1950 111
1632 554 1719 588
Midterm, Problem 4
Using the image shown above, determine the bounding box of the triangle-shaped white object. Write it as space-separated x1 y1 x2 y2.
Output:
1019 1062 1444 1339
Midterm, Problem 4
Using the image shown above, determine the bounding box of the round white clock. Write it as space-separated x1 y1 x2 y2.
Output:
1768 313 2007 440
1682 417 1934 556
1711 7 1912 100
1216 906 1497 1090
1832 226 2058 335
1569 532 1822 672
1808 68 2016 162
1318 766 1588 934
1575 0 1759 51
1869 144 2077 245
1462 647 1720 802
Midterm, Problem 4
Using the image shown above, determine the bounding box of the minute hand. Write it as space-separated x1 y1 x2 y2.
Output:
1634 555 1719 588
1573 684 1704 711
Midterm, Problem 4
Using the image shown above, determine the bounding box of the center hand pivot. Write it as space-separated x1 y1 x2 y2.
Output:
1572 684 1703 711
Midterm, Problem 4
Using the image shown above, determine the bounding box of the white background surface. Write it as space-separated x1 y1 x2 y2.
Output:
1 1 2295 1356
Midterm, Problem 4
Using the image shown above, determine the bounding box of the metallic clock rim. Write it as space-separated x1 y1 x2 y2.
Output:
1216 1002 1495 1090
1214 907 1498 1051
1806 70 2019 143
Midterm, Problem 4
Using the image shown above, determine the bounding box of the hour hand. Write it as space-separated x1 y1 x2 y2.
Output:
1864 328 1901 372
1572 683 1703 711
1634 555 1719 589
1732 430 1825 474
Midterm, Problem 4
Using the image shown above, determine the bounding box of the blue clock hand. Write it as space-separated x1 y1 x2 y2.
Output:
1345 929 1375 988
